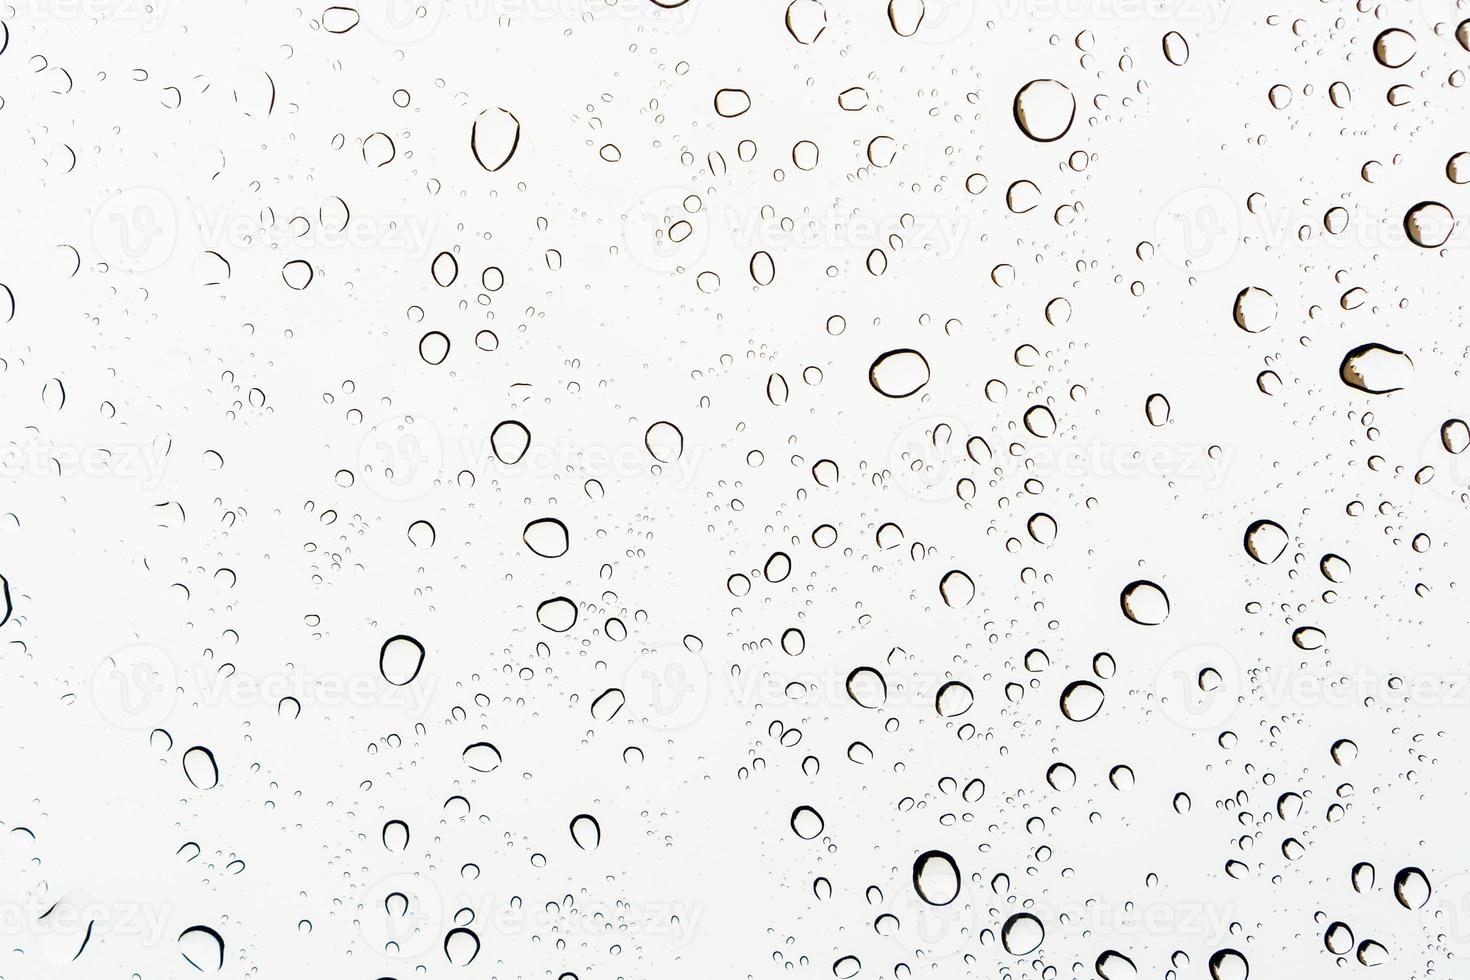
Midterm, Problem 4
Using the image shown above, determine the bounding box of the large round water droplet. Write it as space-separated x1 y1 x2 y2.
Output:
1013 79 1075 141
1340 344 1412 394
178 925 225 972
1059 680 1105 721
912 850 961 905
1243 520 1289 563
380 634 425 686
536 596 578 632
1393 867 1430 909
791 805 825 839
182 746 219 790
869 349 930 397
1233 287 1276 333
1404 201 1453 248
1208 949 1248 980
846 667 887 708
1001 912 1045 954
523 518 570 558
1120 580 1169 625
935 680 974 717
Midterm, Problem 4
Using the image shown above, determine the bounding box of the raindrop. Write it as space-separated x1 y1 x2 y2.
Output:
912 850 961 906
1120 580 1169 625
1013 79 1076 141
869 349 930 398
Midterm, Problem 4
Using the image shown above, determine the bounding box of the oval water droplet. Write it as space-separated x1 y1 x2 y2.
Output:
791 805 825 839
570 814 601 850
869 349 930 398
380 634 425 686
1013 79 1075 142
1340 344 1412 394
1244 520 1289 564
1001 912 1045 954
182 746 219 790
1120 580 1169 625
912 850 961 906
463 742 501 773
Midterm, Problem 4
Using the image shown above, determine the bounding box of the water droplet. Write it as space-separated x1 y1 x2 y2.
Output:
570 814 602 850
1244 520 1289 563
1120 580 1169 625
1001 912 1045 954
1013 79 1075 142
463 743 501 772
791 805 825 839
1404 201 1454 248
869 349 930 398
912 850 961 906
182 746 219 790
380 634 426 686
1059 680 1105 721
1340 344 1413 394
